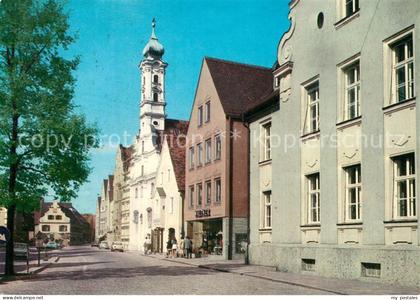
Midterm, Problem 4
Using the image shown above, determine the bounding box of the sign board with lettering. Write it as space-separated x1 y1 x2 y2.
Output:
195 209 211 218
0 226 10 245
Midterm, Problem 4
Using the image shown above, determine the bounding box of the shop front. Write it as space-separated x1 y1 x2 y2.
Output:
187 217 224 256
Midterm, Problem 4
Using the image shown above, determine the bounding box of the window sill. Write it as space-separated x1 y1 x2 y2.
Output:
334 10 360 30
300 224 321 228
337 222 363 228
300 130 320 141
259 159 272 166
383 219 417 225
258 228 272 232
336 116 362 130
383 97 416 115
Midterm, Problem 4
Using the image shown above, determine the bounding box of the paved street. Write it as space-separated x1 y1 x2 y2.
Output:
0 246 418 295
0 245 336 295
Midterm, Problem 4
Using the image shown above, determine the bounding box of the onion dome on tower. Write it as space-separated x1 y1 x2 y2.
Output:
142 18 165 60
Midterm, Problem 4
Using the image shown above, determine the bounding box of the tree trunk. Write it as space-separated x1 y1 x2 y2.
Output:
5 204 16 276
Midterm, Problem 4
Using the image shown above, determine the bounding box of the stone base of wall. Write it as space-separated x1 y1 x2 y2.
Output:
249 243 420 287
223 217 248 259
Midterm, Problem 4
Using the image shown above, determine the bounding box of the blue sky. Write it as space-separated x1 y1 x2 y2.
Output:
65 0 290 213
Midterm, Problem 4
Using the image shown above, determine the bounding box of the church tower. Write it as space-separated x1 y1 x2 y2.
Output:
139 18 167 137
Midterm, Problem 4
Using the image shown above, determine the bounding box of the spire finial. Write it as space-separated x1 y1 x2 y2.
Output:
151 18 157 39
152 18 156 29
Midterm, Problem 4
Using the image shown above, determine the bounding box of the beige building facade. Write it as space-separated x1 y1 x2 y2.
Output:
248 0 420 287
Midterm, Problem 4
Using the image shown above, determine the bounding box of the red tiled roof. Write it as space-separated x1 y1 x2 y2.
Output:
205 57 273 117
155 119 189 192
120 145 134 172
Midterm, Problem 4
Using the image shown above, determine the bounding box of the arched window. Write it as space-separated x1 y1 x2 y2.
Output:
153 93 158 102
153 75 159 83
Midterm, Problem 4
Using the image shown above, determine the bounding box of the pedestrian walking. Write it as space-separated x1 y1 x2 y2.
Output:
166 239 172 258
184 236 192 259
171 238 178 258
143 235 152 255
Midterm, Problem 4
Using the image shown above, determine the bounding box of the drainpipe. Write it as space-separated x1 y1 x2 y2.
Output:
228 116 234 260
242 113 251 265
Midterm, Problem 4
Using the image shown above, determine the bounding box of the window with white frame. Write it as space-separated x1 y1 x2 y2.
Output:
205 101 211 123
344 165 362 221
307 173 320 223
393 153 416 218
215 134 222 160
390 34 415 103
189 185 194 208
205 138 212 163
198 106 203 126
338 0 359 20
197 183 203 206
189 147 195 169
304 82 320 134
197 143 203 166
215 178 221 203
343 62 361 120
261 122 271 161
205 181 211 205
262 191 272 229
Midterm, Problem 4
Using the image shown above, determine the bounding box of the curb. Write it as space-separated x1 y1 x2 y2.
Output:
144 254 344 295
30 256 60 275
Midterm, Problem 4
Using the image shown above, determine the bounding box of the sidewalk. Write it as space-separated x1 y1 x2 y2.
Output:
145 252 420 295
0 249 59 281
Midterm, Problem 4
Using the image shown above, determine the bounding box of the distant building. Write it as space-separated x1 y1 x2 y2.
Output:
0 207 7 227
184 57 272 259
34 200 90 246
82 214 96 243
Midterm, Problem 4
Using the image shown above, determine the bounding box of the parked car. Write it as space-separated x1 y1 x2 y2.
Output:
45 241 59 249
99 241 109 249
111 241 124 252
91 242 99 247
14 242 29 260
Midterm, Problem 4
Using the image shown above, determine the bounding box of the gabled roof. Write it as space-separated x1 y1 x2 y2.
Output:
35 201 89 228
205 57 273 117
165 119 189 193
120 144 134 172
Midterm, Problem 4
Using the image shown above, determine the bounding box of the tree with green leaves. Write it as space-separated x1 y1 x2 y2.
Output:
0 0 99 275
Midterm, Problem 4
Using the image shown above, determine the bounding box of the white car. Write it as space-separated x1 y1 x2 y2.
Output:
111 241 124 252
99 241 109 249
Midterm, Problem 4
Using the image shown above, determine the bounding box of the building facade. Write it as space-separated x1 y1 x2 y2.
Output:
151 120 188 252
185 57 272 259
35 200 90 246
247 0 420 287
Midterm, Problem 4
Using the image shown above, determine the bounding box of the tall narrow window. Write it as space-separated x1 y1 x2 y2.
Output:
153 75 159 84
169 197 174 214
189 147 195 169
153 93 158 102
205 101 211 122
150 183 154 197
393 153 416 218
205 181 211 205
215 178 221 203
135 188 138 199
345 165 362 221
391 35 414 103
262 191 272 229
344 0 359 18
262 122 271 161
141 165 144 176
197 143 203 167
205 138 212 163
189 186 194 208
141 141 145 154
197 183 203 206
215 134 222 160
198 106 203 126
344 63 361 120
304 82 320 134
307 173 320 223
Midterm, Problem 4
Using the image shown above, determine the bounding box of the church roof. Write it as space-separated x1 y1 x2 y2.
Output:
205 57 273 117
142 18 164 59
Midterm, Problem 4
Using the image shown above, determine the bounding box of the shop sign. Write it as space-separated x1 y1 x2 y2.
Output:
195 209 211 218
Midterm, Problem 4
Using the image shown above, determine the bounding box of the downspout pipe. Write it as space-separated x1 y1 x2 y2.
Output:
228 116 234 260
242 113 251 265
